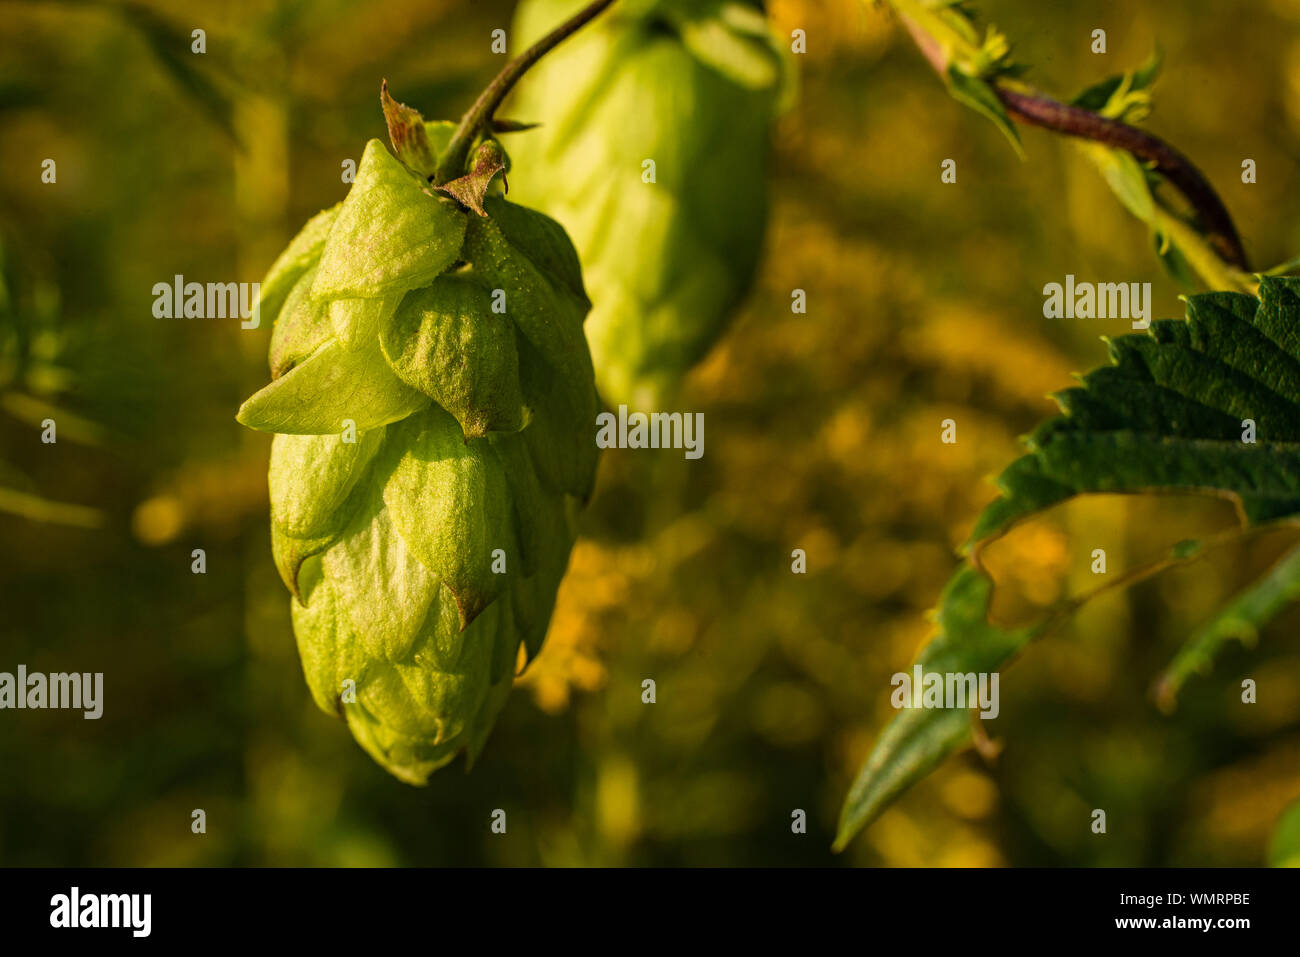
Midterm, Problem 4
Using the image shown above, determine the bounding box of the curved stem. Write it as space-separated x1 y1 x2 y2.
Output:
995 88 1248 269
433 0 618 185
899 10 1249 272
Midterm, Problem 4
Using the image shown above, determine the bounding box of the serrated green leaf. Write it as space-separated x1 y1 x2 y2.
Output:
839 281 1300 849
380 274 524 438
1250 276 1300 357
968 284 1300 547
312 139 467 301
237 336 429 435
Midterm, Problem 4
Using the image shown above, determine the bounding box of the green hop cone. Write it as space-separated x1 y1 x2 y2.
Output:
238 92 598 785
506 0 789 410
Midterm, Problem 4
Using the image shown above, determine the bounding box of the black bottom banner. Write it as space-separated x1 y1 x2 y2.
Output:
0 866 1282 944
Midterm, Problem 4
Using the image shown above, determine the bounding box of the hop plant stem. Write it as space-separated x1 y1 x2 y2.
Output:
897 5 1250 272
434 0 619 186
995 90 1247 269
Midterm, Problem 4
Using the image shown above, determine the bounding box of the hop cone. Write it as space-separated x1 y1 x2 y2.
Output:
506 0 787 409
238 111 598 784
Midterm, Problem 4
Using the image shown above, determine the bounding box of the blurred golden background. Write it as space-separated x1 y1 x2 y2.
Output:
1 0 1298 865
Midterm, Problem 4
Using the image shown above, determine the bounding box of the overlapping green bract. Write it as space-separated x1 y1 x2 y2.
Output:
238 135 598 785
506 0 786 409
837 280 1300 848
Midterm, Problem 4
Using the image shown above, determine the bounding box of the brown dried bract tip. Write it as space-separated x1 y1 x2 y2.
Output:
381 79 437 176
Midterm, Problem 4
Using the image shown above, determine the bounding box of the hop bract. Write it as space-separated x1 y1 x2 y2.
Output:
239 130 598 784
507 0 787 409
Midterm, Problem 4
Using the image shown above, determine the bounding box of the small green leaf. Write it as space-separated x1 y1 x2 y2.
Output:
313 139 467 300
944 65 1023 158
1132 47 1163 90
490 119 541 134
1154 232 1199 291
1071 76 1125 113
834 567 1044 851
1082 144 1155 224
1071 49 1162 111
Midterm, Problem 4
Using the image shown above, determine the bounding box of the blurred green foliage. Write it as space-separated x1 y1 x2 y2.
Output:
0 0 1297 866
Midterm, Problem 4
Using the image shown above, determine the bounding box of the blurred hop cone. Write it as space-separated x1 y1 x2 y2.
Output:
238 94 599 785
507 0 790 410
